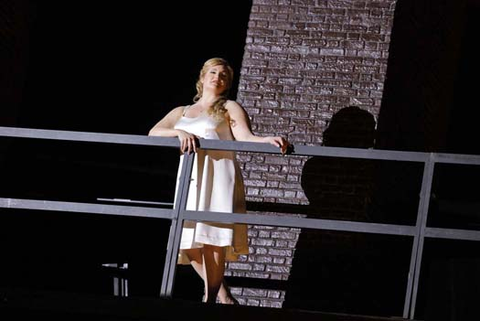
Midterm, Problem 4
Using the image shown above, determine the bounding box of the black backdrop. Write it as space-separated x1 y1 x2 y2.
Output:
0 0 252 298
19 0 251 134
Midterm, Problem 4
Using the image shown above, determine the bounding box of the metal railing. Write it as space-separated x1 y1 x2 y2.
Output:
1 125 480 319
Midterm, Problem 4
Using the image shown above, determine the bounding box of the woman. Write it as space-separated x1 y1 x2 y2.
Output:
149 57 288 304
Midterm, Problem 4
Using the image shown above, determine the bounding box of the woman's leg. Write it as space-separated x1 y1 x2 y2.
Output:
182 248 205 300
183 247 238 304
202 244 225 303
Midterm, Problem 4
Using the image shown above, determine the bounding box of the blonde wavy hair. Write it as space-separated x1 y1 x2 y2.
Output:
193 57 234 121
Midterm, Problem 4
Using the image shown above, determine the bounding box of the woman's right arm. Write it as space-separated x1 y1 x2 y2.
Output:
148 106 184 137
148 106 198 153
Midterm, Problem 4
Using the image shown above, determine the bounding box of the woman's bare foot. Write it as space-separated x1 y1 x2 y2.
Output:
218 282 239 305
220 295 239 305
202 280 239 304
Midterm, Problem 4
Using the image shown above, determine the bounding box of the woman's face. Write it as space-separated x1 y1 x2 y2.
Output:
202 64 230 94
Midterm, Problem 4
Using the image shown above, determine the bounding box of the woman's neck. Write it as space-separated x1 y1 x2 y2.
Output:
196 93 222 109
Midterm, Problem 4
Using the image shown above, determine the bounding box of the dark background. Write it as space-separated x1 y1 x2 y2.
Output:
0 0 253 298
1 0 252 203
17 0 251 134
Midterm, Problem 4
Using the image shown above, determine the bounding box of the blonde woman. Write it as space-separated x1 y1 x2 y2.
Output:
149 57 288 304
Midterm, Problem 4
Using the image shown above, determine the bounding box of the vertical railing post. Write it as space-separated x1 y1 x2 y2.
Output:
402 153 436 319
160 152 195 297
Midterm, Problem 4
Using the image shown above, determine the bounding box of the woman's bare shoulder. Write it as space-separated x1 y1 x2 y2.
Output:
164 106 187 118
153 106 187 126
225 100 244 112
172 105 187 113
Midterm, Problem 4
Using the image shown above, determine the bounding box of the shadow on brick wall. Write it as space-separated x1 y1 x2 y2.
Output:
247 106 376 220
300 105 376 221
282 106 411 317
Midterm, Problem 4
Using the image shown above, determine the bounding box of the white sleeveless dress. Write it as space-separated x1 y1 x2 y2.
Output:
173 106 249 264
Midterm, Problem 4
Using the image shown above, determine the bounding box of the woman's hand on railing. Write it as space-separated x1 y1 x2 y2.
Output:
177 130 199 154
263 136 290 154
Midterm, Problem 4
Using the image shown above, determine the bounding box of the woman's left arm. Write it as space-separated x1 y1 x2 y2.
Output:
226 101 289 154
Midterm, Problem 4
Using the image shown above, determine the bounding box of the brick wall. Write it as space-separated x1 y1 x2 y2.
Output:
225 0 398 308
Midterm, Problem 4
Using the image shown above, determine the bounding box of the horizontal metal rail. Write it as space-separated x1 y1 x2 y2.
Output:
0 197 174 219
0 126 180 148
181 210 417 236
4 126 480 163
425 227 480 241
0 126 429 160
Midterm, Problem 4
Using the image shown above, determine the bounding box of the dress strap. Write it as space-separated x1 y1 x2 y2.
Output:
182 105 191 116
